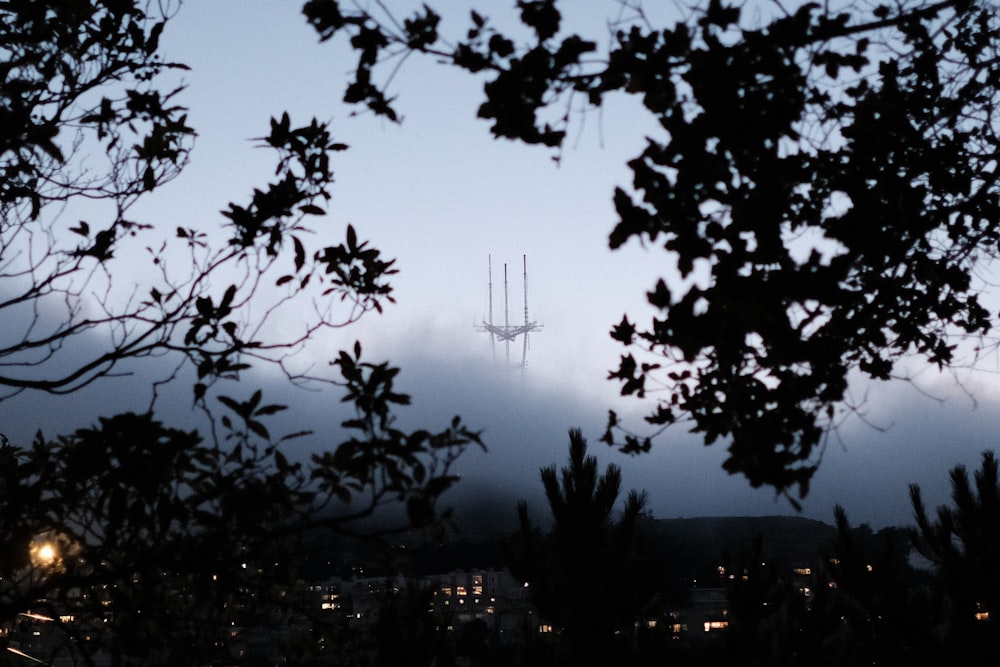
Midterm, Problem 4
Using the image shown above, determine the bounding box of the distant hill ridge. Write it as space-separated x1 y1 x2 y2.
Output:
426 515 839 577
654 515 835 553
645 515 837 581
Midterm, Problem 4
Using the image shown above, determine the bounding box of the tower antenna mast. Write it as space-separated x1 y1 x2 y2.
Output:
476 254 543 375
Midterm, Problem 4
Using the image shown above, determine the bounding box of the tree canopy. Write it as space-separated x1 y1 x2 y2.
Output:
302 0 1000 499
5 0 1000 661
910 450 1000 661
0 0 399 401
506 428 656 666
0 2 481 663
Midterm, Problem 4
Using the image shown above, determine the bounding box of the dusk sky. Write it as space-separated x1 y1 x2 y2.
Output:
5 0 1000 531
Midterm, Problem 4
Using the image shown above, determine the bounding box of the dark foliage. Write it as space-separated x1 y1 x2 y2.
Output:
0 2 482 664
0 348 480 664
302 0 1000 499
0 1 396 404
717 507 933 667
506 428 659 666
910 451 1000 664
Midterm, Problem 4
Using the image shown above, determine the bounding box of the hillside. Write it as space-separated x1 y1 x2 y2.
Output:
644 515 837 583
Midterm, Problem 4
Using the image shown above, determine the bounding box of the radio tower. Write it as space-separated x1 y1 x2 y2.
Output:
476 255 543 374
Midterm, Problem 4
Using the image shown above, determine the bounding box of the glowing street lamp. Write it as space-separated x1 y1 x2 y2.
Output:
29 537 59 569
33 542 58 567
28 532 76 572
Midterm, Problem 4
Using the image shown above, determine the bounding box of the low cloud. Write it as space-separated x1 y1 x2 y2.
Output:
3 324 994 533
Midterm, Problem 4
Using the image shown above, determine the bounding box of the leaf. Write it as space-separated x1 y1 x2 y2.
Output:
248 420 270 440
195 296 213 318
248 389 262 412
142 165 156 191
146 21 165 54
293 236 305 272
217 395 241 413
255 404 287 416
220 284 237 311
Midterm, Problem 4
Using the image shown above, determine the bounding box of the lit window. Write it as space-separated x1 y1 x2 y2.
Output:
456 586 467 596
539 624 553 633
441 587 452 597
793 567 812 576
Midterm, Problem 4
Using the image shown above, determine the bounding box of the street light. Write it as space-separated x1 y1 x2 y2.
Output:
28 532 75 572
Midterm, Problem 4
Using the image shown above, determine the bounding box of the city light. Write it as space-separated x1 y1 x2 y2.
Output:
29 537 60 569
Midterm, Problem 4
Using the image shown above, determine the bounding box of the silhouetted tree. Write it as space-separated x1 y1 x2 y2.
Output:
0 3 482 664
368 582 449 667
806 506 934 666
0 3 399 402
506 428 658 667
724 536 809 667
0 350 479 665
721 508 931 667
301 0 1000 500
910 450 1000 664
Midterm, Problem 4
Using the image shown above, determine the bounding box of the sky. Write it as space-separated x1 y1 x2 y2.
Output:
5 0 1000 532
